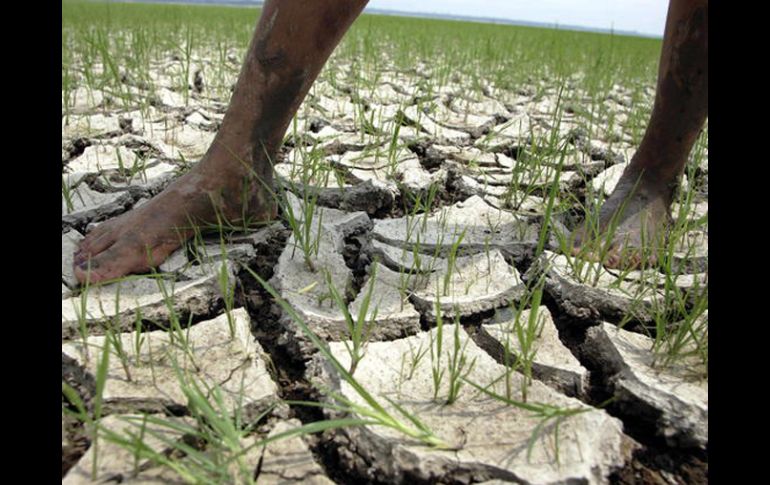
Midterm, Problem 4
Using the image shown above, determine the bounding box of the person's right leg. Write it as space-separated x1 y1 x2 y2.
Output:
573 0 707 268
75 0 369 284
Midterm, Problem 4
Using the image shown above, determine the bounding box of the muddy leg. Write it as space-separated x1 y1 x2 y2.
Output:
573 0 708 269
74 0 368 284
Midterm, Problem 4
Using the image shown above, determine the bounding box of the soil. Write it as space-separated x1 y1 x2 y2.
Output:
61 49 708 484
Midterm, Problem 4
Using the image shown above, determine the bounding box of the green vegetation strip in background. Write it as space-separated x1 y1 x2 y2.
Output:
63 0 662 103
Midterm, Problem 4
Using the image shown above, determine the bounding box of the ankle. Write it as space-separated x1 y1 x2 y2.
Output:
626 153 681 190
218 169 277 224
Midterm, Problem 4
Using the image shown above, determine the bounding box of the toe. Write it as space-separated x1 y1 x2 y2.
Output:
82 219 114 243
604 251 621 269
74 242 147 284
74 237 181 285
77 223 120 262
75 234 117 266
571 238 604 264
603 247 643 270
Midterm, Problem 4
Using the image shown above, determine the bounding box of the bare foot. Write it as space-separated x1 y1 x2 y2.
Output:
571 166 675 270
73 157 275 284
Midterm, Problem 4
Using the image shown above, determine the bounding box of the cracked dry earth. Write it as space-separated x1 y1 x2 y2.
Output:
62 52 708 484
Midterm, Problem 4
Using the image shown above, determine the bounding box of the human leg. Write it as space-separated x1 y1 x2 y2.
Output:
573 0 707 268
74 0 369 283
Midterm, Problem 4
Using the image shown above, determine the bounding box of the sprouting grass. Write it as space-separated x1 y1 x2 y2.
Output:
62 63 74 124
133 307 146 365
276 145 327 273
65 277 379 482
113 147 148 186
325 261 381 375
63 0 707 477
444 311 477 404
63 0 662 119
102 369 265 484
550 178 651 289
506 280 547 402
282 188 324 272
395 183 442 306
101 393 373 484
217 254 237 339
648 269 707 373
463 378 591 465
403 338 431 382
396 242 420 311
62 328 112 480
74 261 94 363
442 228 467 297
192 224 241 338
104 307 133 382
245 266 452 449
148 267 201 373
633 200 708 372
534 145 566 258
386 111 403 177
68 273 445 482
402 182 440 242
62 174 76 212
429 292 445 401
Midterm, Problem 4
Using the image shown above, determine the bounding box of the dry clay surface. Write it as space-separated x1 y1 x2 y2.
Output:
62 52 708 484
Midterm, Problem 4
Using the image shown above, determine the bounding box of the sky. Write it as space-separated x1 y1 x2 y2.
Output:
366 0 669 37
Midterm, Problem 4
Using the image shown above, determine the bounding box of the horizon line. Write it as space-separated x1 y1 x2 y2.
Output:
105 0 664 39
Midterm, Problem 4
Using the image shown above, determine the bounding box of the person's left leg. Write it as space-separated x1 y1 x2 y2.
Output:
573 0 708 269
74 0 369 284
